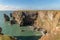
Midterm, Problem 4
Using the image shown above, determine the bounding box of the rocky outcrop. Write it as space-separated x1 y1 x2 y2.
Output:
12 11 22 24
39 27 60 40
20 11 38 26
12 10 60 32
10 15 17 25
12 11 38 26
0 27 3 35
4 14 10 21
10 19 17 25
11 10 60 40
33 11 60 33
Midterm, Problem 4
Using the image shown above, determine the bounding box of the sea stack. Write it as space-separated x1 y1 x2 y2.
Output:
4 14 10 21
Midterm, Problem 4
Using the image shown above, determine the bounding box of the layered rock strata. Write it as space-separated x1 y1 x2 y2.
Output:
12 10 60 32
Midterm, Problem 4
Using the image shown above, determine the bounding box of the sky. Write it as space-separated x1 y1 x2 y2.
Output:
0 0 60 10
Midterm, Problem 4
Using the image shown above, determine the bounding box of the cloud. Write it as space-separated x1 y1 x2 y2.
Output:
0 4 20 10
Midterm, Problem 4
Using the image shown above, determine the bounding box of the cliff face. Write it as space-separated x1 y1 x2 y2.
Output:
12 11 38 26
34 11 60 32
12 10 60 40
12 10 60 32
39 27 60 40
12 11 22 24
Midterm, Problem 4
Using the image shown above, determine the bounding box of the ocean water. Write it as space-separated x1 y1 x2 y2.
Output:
0 11 42 40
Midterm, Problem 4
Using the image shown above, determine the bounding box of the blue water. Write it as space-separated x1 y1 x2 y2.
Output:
0 11 42 40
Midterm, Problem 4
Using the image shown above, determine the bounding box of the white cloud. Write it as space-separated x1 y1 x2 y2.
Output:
0 4 20 10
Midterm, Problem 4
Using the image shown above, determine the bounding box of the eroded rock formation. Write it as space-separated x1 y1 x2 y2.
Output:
12 11 38 26
12 10 60 40
10 19 17 25
20 11 38 26
4 14 10 21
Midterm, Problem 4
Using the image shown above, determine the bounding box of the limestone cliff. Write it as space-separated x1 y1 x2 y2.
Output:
12 10 60 32
12 11 22 24
12 10 60 40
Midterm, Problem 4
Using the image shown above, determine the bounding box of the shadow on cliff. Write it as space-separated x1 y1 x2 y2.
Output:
20 11 38 26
